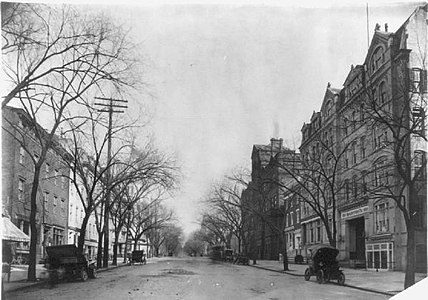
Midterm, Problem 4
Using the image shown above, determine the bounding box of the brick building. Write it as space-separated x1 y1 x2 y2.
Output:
298 4 427 271
2 106 70 262
242 138 300 260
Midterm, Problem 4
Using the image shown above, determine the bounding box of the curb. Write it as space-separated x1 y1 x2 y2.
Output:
4 263 130 293
248 264 395 297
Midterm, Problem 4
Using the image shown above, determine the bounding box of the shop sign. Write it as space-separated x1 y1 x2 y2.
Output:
341 206 368 219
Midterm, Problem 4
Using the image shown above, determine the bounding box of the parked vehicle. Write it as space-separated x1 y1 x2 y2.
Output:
45 244 97 282
224 249 234 262
129 250 146 265
304 245 345 285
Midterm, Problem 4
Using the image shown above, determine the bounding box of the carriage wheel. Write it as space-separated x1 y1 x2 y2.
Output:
80 269 88 281
316 270 325 284
304 268 311 281
337 271 345 285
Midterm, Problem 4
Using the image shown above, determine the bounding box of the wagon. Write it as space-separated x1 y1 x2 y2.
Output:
304 245 345 285
45 244 97 282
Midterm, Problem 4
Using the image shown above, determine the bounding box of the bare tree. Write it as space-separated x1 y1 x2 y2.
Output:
359 49 427 289
127 198 174 252
203 178 248 254
2 3 139 280
149 224 183 257
109 144 178 264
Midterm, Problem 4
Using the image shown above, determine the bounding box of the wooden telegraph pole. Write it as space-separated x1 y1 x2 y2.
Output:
94 97 128 268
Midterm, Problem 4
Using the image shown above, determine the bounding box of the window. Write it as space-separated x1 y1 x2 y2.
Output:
290 212 294 225
316 220 321 242
53 228 63 245
360 104 365 122
413 150 426 177
352 142 357 165
379 82 387 104
19 147 25 164
366 243 393 270
412 106 425 136
18 178 25 201
410 68 421 92
352 111 356 129
352 175 358 199
362 172 367 195
345 151 349 168
344 179 350 201
374 158 388 187
360 136 366 159
296 209 300 223
374 202 389 233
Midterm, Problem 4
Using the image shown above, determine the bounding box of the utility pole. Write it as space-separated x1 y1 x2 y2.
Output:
94 97 128 268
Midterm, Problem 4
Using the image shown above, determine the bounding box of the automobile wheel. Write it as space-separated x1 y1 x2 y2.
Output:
80 269 88 281
337 271 345 285
88 267 97 279
304 268 311 281
316 270 325 284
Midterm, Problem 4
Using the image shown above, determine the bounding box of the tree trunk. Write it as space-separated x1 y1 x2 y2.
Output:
112 231 120 265
404 223 416 289
103 220 109 268
96 231 104 269
77 213 90 253
27 167 42 281
282 234 289 271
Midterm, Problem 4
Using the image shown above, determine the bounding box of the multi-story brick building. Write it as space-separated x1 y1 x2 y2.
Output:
242 138 300 260
2 106 70 262
242 4 426 272
298 4 427 272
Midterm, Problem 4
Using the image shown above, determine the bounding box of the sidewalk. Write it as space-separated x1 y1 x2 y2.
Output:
250 260 427 296
2 259 132 294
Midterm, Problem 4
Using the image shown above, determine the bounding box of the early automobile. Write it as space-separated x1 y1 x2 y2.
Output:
304 244 345 285
129 250 146 265
45 244 97 282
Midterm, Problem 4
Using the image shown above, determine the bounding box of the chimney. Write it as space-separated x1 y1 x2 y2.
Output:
385 23 388 32
270 138 283 156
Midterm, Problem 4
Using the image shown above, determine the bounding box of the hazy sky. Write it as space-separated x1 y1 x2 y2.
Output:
7 0 424 235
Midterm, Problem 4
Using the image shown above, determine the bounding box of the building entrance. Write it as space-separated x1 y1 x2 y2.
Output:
348 217 365 263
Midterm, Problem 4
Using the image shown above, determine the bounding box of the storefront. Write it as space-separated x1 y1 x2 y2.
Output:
366 242 394 270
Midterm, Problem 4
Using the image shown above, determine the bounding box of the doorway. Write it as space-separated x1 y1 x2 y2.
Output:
348 217 365 262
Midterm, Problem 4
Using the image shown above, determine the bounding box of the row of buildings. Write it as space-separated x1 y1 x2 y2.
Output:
2 106 149 263
242 4 427 272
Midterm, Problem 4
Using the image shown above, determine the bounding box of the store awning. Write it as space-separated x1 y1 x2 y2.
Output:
1 217 30 242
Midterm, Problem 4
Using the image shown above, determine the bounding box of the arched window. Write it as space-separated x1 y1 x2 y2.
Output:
379 81 387 104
